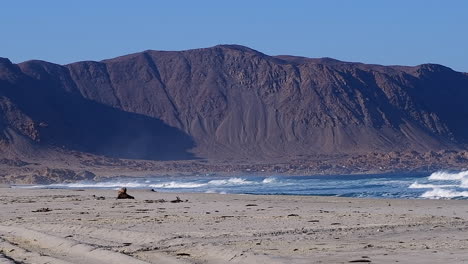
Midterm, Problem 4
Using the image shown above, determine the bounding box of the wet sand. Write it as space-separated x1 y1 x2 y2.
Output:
0 188 467 263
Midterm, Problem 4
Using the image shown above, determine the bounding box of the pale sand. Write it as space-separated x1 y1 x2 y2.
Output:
0 188 467 264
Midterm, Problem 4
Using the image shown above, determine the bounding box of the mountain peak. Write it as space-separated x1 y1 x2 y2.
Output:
417 63 454 73
213 44 260 52
0 57 13 66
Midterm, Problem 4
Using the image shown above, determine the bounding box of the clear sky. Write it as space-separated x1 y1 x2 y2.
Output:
2 0 468 72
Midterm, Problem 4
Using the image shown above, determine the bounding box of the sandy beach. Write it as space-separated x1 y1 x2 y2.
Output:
0 187 467 264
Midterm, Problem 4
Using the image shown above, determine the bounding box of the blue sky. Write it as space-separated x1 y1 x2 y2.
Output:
2 0 468 72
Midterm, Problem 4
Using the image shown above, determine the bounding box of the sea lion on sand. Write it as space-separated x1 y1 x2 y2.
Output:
117 187 134 199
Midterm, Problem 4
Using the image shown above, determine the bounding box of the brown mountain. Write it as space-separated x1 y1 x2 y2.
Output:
1 45 467 162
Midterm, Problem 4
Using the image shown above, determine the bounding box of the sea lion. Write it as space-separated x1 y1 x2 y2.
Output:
117 187 134 199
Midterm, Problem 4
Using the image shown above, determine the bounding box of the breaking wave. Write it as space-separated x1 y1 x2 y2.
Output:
147 178 261 189
23 177 270 191
149 182 207 188
409 170 468 199
428 170 468 180
262 177 276 183
207 178 253 186
408 182 457 189
49 181 147 189
420 188 468 199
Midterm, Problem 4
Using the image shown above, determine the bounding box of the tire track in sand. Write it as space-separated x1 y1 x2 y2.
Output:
0 225 182 264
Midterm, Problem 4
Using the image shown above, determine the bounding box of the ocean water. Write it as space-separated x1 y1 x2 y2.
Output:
16 170 468 200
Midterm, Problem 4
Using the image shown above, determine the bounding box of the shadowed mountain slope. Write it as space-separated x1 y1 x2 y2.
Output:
0 58 194 160
1 45 467 160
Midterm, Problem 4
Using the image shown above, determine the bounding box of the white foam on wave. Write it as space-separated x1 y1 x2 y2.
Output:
14 185 44 189
262 177 276 184
51 181 147 188
409 182 458 189
421 188 468 199
207 177 253 186
149 182 206 188
461 178 468 188
428 170 468 180
19 177 258 190
412 170 468 199
205 190 227 194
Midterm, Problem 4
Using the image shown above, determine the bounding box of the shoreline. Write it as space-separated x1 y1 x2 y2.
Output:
8 171 460 200
0 188 467 263
2 149 468 185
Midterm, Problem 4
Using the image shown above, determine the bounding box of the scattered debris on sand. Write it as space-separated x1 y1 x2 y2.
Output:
170 196 187 203
32 208 52 213
144 199 167 203
92 195 105 200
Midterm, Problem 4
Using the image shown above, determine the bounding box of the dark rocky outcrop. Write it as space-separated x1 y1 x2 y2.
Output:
0 45 467 162
0 168 96 184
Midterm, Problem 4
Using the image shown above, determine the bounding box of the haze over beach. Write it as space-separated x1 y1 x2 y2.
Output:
1 1 468 263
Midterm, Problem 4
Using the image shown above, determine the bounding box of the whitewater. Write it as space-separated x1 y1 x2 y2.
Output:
16 170 468 199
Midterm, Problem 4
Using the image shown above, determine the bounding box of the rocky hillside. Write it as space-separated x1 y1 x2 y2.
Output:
1 45 467 161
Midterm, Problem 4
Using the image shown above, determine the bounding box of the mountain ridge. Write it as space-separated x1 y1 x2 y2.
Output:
8 44 465 74
1 45 467 163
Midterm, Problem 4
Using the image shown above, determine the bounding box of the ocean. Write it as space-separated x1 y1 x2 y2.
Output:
15 170 468 200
